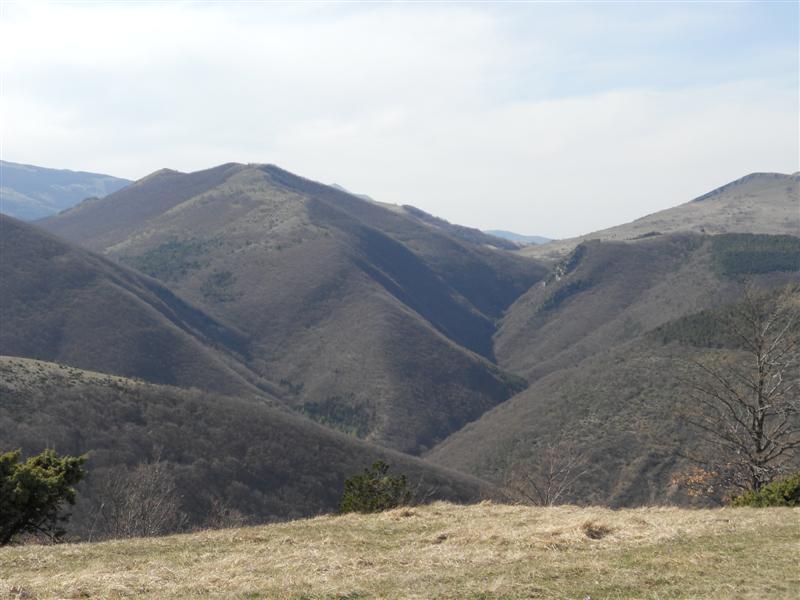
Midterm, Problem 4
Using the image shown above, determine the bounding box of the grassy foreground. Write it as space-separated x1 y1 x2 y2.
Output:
1 502 798 599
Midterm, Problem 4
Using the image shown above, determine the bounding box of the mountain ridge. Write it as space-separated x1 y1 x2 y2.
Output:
38 162 547 453
521 171 799 261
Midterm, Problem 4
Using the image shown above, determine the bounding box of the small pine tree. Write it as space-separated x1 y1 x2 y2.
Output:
339 460 410 514
0 449 86 545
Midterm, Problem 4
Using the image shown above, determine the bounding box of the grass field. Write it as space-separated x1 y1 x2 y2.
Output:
1 502 798 599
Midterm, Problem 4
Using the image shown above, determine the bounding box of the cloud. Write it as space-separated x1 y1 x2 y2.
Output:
1 1 797 237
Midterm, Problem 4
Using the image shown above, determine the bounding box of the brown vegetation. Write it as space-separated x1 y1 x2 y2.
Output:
39 163 546 453
1 502 797 599
0 357 495 538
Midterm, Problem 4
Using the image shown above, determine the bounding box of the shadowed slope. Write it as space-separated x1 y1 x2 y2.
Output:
0 215 274 397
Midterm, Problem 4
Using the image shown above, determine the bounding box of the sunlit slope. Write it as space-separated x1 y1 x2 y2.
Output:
2 502 797 600
523 172 799 261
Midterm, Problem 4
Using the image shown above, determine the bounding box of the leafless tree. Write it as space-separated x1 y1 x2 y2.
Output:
504 436 590 506
679 285 799 500
95 453 187 539
203 495 247 530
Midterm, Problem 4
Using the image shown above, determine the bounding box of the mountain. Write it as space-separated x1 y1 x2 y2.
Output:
522 172 799 260
0 356 494 535
427 232 800 504
0 160 130 220
484 230 551 245
39 163 547 454
0 214 276 397
29 163 797 505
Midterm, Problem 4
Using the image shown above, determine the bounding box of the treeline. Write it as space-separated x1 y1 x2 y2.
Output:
711 233 800 277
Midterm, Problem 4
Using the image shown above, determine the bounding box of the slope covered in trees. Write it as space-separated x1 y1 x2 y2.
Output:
39 163 546 453
0 357 494 538
428 239 800 505
0 215 275 397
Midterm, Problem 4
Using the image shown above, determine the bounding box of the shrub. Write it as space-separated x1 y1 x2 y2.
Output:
0 449 86 545
339 460 410 514
730 473 800 507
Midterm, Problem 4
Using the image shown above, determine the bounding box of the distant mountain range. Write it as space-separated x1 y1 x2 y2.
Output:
484 230 551 245
0 160 131 220
2 161 798 525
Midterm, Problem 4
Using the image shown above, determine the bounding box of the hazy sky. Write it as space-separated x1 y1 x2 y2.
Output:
2 1 798 238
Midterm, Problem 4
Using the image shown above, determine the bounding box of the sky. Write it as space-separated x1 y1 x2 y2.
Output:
1 1 798 238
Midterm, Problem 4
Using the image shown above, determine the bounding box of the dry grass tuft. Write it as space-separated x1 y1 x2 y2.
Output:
581 520 613 539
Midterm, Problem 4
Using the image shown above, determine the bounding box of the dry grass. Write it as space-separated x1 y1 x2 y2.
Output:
1 502 798 599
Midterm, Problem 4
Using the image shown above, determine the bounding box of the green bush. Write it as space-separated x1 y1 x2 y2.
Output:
730 473 800 507
339 460 410 514
0 449 86 545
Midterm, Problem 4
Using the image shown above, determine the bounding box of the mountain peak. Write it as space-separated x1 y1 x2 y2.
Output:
691 171 794 203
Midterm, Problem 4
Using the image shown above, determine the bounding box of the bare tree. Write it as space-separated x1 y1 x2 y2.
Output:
95 453 187 539
203 495 247 530
679 285 800 500
504 436 589 506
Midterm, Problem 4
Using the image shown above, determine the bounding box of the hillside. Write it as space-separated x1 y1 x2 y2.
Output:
39 163 546 453
0 160 130 220
523 172 799 261
0 357 494 535
497 233 799 382
429 234 800 504
0 215 276 397
2 502 797 599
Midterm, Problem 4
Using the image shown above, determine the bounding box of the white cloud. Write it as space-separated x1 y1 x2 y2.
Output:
1 1 797 237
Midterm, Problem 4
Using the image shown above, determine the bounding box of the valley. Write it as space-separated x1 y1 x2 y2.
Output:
1 162 799 534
